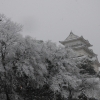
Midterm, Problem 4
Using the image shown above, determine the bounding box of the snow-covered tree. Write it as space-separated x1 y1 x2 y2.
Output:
0 14 100 100
0 14 22 100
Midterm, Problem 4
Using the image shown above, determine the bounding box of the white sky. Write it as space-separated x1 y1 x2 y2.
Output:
0 0 100 60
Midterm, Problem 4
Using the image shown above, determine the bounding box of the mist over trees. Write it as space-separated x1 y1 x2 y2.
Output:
0 14 100 100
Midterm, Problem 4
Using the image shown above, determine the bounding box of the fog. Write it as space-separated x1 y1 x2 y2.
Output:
0 0 100 60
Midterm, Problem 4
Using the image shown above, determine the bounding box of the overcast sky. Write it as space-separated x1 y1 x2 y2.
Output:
0 0 100 60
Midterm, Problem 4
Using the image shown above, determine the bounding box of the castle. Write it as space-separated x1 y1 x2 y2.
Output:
59 31 100 73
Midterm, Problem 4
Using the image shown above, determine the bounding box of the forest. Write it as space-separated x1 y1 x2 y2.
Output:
0 14 100 100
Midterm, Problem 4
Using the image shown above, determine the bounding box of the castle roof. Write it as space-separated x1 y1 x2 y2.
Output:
65 31 79 41
59 32 92 47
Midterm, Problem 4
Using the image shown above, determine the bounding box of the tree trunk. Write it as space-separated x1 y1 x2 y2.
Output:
5 91 10 100
68 87 73 100
4 75 11 100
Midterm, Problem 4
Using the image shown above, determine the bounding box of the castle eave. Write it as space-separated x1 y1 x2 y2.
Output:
59 37 92 47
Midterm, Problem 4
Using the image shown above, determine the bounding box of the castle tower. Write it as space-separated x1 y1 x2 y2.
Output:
59 31 100 72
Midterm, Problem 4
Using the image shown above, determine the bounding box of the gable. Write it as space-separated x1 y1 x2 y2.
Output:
65 32 79 41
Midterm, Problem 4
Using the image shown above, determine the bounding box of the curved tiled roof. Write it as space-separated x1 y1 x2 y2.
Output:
65 31 79 41
59 32 92 47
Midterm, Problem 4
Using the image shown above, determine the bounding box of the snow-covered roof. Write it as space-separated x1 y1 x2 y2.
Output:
65 31 79 41
59 32 92 47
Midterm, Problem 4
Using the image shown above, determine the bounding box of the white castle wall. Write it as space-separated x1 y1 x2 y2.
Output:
93 63 99 73
74 49 92 57
65 40 86 48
